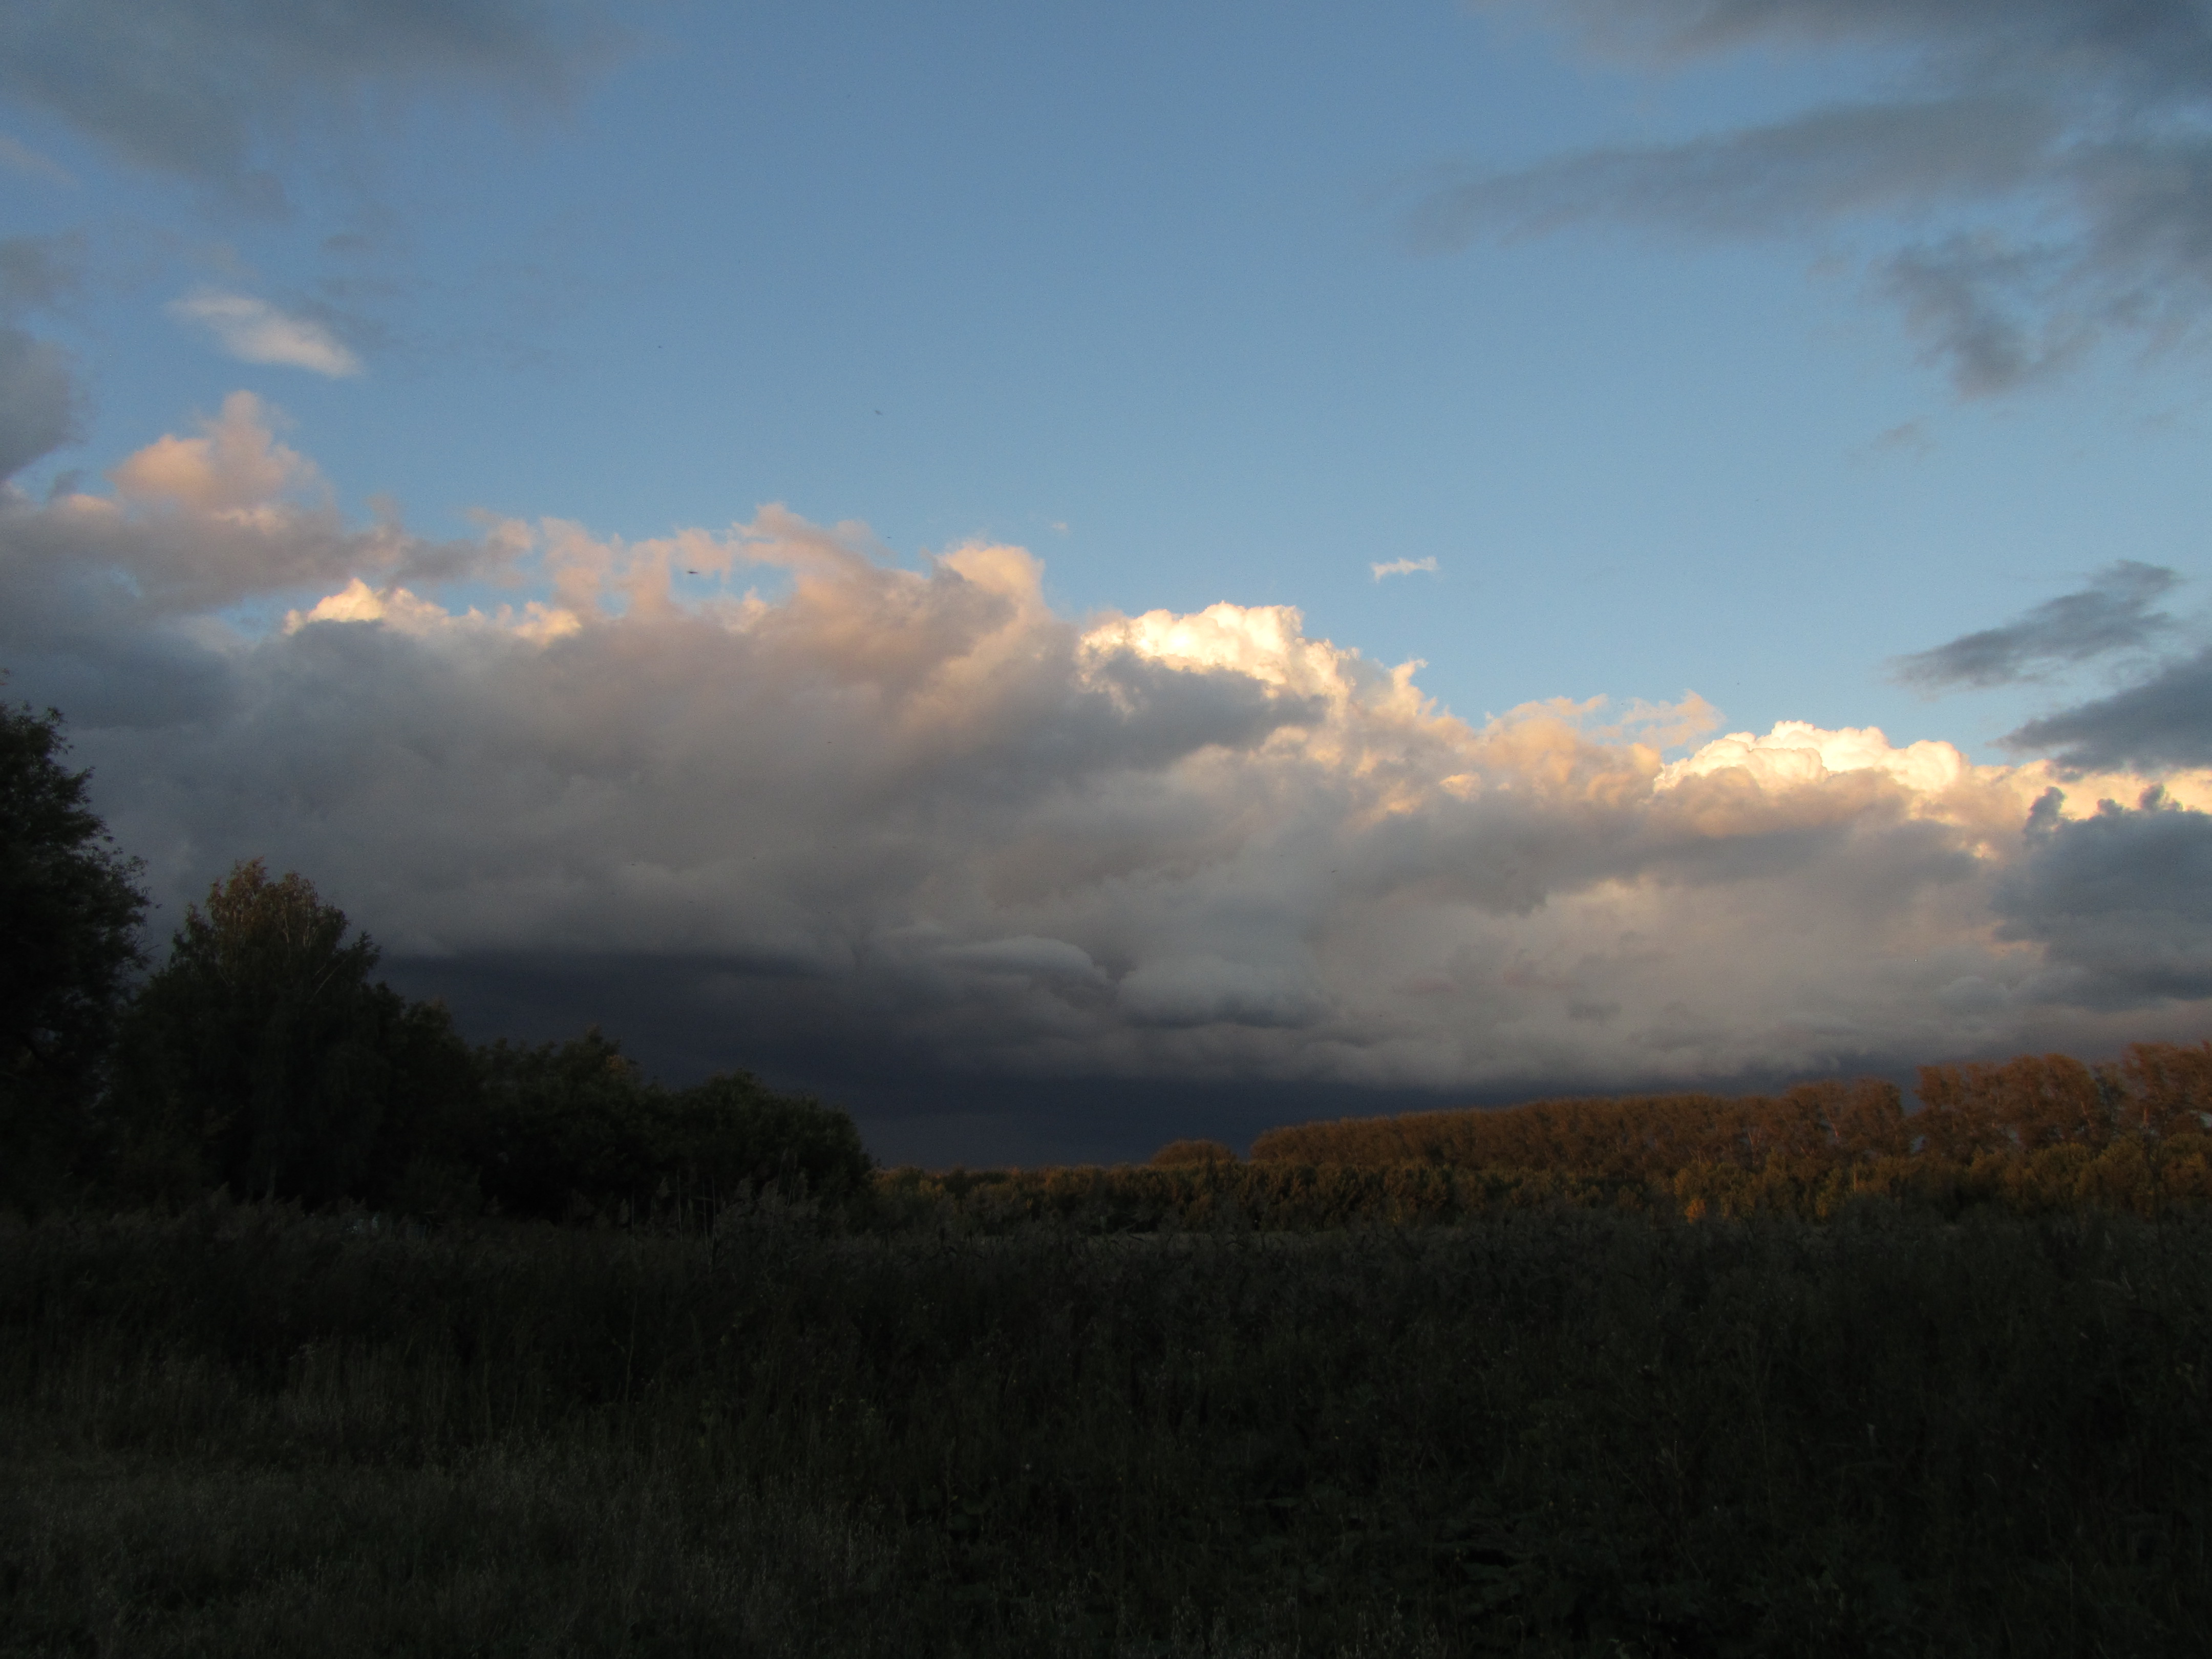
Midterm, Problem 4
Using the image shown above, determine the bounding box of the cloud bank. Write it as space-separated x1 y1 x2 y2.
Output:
6 397 2211 1133
1437 0 2212 392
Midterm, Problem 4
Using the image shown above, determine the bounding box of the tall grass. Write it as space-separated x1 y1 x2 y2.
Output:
6 1200 2211 1655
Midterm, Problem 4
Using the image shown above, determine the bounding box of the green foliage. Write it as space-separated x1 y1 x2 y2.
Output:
108 860 476 1206
5 1205 2210 1654
0 698 147 1212
472 1030 871 1223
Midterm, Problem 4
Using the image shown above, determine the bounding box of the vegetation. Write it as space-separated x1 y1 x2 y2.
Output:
9 692 2212 1652
6 1202 2209 1656
0 698 147 1214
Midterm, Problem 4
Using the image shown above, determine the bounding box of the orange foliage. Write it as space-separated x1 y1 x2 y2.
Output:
1249 1078 1906 1182
1247 1042 2212 1197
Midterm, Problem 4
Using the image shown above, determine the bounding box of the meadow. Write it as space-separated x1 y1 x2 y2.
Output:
5 1190 2211 1656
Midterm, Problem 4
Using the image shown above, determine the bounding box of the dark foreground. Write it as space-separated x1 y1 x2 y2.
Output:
4 1203 2209 1657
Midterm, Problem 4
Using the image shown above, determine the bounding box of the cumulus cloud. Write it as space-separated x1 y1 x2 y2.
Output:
1438 0 2212 393
1892 561 2180 690
1996 786 2212 1003
1372 556 1439 581
168 291 364 377
0 0 611 204
7 399 2212 1126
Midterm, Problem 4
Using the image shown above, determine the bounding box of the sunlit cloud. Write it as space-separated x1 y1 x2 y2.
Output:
7 396 2212 1107
167 291 363 377
1371 556 1438 581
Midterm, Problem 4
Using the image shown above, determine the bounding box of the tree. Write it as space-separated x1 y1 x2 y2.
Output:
111 860 475 1205
0 697 148 1209
470 1033 873 1223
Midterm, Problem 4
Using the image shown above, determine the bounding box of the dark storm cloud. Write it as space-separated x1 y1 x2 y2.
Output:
1996 785 2212 1003
2004 644 2212 773
0 0 613 205
1444 0 2212 392
1892 562 2180 691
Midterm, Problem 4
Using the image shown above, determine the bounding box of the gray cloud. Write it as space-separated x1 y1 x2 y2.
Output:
1892 561 2180 690
0 0 612 205
1995 785 2212 1003
2004 644 2212 773
1444 0 2212 392
0 235 86 482
7 398 2211 1141
0 329 76 483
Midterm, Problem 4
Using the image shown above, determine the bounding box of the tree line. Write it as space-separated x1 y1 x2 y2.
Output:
2 696 870 1220
1245 1048 2212 1177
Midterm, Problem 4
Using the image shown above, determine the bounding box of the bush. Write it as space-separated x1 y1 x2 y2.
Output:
470 1030 870 1223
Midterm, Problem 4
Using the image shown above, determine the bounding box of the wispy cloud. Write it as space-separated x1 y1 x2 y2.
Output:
1892 562 2180 691
168 291 362 377
0 0 613 204
1439 0 2212 394
0 133 73 185
1371 556 1439 581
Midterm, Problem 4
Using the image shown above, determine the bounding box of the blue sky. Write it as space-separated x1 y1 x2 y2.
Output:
7 1 2212 1160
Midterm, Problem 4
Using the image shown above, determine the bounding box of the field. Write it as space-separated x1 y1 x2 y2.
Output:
6 1197 2211 1656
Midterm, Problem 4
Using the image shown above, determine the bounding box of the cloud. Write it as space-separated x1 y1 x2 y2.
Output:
1996 786 2212 1003
1442 0 2212 393
168 292 364 377
8 400 2212 1126
0 134 72 186
0 330 76 482
1892 561 2180 690
0 235 86 482
2003 645 2212 774
0 0 612 202
1371 556 1439 581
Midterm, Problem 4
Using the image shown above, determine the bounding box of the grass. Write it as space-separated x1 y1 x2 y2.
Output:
4 1199 2211 1655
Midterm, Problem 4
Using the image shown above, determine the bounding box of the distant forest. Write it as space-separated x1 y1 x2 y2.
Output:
9 691 2212 1230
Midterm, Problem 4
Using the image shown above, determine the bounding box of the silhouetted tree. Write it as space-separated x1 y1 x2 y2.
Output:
0 697 148 1210
110 860 475 1205
470 1031 872 1222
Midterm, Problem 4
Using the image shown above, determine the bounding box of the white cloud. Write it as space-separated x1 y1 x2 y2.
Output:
168 291 362 377
1371 556 1438 581
8 401 2212 1105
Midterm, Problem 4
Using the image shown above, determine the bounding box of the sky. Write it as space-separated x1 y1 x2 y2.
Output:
5 0 2212 1163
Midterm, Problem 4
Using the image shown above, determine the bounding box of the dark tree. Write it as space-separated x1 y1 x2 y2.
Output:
111 860 475 1205
0 698 148 1209
471 1032 873 1223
